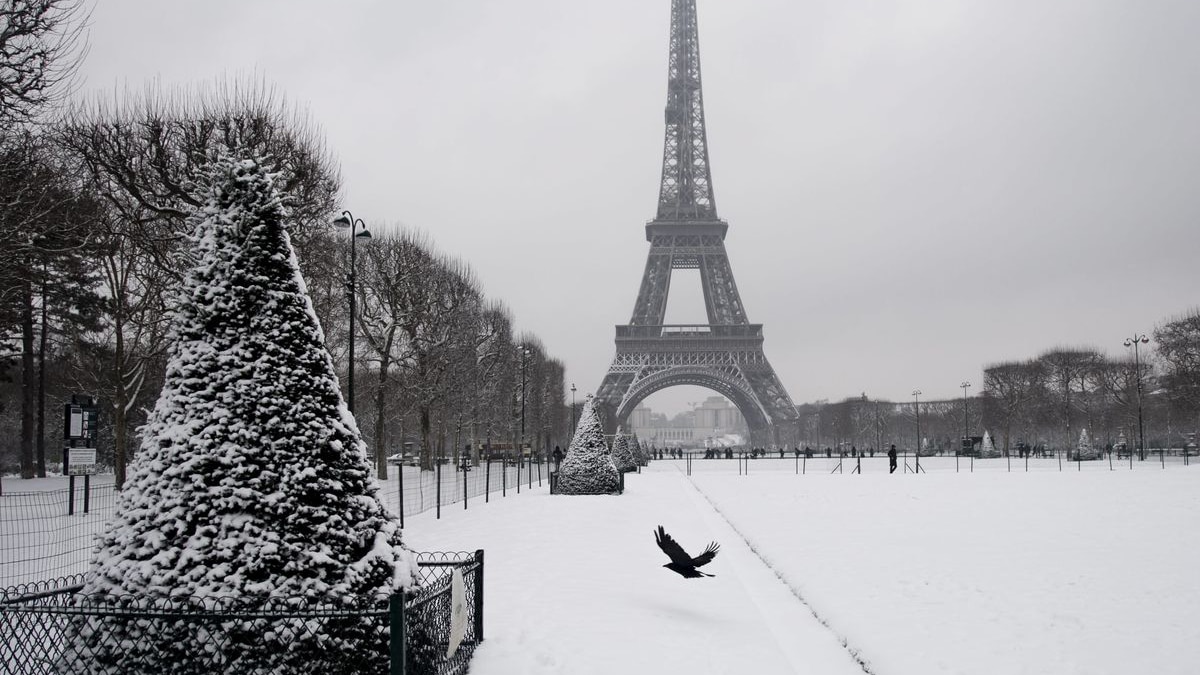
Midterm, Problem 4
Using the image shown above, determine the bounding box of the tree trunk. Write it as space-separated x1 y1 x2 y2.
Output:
36 278 48 477
373 361 389 480
420 406 432 471
20 276 36 479
113 309 128 490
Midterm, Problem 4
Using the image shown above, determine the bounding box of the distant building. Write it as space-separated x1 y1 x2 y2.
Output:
630 396 746 447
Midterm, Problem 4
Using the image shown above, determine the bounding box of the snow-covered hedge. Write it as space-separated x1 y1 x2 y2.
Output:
631 434 649 466
611 429 639 473
64 156 417 673
556 396 621 495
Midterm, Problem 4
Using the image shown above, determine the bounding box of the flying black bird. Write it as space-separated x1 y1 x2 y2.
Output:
654 525 719 578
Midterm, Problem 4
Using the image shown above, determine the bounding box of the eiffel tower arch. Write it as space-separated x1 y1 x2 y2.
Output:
595 0 797 447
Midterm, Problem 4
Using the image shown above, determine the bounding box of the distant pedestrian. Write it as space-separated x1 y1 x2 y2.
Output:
888 444 898 473
552 445 563 470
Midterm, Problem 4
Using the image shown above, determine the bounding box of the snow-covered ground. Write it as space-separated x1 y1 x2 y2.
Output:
404 461 1200 675
4 461 1196 672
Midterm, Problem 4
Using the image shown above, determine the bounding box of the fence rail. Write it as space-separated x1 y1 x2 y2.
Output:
672 448 1196 476
0 550 483 675
0 460 541 586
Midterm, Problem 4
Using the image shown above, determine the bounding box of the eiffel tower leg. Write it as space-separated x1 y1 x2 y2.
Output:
594 368 634 436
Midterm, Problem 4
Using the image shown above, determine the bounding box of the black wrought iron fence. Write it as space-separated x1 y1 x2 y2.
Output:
0 550 483 675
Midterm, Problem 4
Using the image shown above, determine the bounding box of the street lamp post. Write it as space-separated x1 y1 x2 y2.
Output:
1124 333 1150 465
331 211 372 413
961 381 971 473
570 383 577 434
519 346 531 486
912 389 923 474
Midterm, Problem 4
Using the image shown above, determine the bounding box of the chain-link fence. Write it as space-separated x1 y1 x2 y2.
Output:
0 550 482 675
0 461 538 586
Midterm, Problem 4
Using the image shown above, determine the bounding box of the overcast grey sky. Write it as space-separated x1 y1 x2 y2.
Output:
78 0 1200 415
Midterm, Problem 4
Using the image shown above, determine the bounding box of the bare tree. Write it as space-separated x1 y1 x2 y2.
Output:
56 77 341 278
1155 310 1200 437
355 231 481 471
0 0 88 127
1093 357 1151 449
983 360 1044 455
1036 347 1102 451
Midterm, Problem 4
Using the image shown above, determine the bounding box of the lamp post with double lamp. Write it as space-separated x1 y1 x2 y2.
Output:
912 389 923 473
1124 333 1150 467
961 381 971 472
331 211 372 413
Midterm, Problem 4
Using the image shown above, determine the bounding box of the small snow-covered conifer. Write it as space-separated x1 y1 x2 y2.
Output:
69 156 417 672
631 433 649 466
557 395 620 494
611 428 638 473
1076 428 1099 460
980 430 999 458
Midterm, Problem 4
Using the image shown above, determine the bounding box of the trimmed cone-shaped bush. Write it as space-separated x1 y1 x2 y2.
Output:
1076 428 1101 460
612 429 638 473
67 156 417 673
557 395 621 495
980 430 1000 458
631 434 649 466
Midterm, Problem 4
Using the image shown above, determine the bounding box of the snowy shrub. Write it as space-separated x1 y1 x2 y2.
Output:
631 434 649 466
1075 428 1101 460
611 429 638 473
980 430 1000 458
556 395 620 495
63 155 417 673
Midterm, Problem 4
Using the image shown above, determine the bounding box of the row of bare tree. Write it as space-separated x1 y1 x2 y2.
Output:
0 1 569 487
796 313 1200 456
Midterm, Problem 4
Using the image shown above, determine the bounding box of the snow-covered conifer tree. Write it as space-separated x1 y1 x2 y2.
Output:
980 430 999 458
69 156 417 672
1076 428 1099 460
557 395 620 494
611 428 638 473
631 433 648 466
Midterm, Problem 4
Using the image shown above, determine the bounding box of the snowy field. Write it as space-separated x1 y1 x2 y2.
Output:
404 461 1200 675
4 461 1197 673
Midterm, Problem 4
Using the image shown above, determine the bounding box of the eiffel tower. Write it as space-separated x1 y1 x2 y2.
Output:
595 0 797 447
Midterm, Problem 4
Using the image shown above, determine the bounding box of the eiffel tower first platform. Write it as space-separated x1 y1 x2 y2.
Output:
595 0 798 447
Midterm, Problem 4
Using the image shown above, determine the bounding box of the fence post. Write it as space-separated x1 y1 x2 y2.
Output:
473 549 485 642
390 592 406 675
398 466 405 529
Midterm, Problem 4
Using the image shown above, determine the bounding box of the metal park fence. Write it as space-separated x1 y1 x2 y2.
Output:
377 457 550 527
0 460 542 587
673 447 1197 476
0 550 483 675
0 483 117 585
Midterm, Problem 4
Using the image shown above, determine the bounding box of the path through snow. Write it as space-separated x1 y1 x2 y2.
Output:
402 467 865 675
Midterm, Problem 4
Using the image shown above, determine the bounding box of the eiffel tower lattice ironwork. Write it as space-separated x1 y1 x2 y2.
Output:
595 0 797 446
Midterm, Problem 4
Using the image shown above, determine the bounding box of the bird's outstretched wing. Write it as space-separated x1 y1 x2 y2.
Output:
691 541 719 568
654 526 694 566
